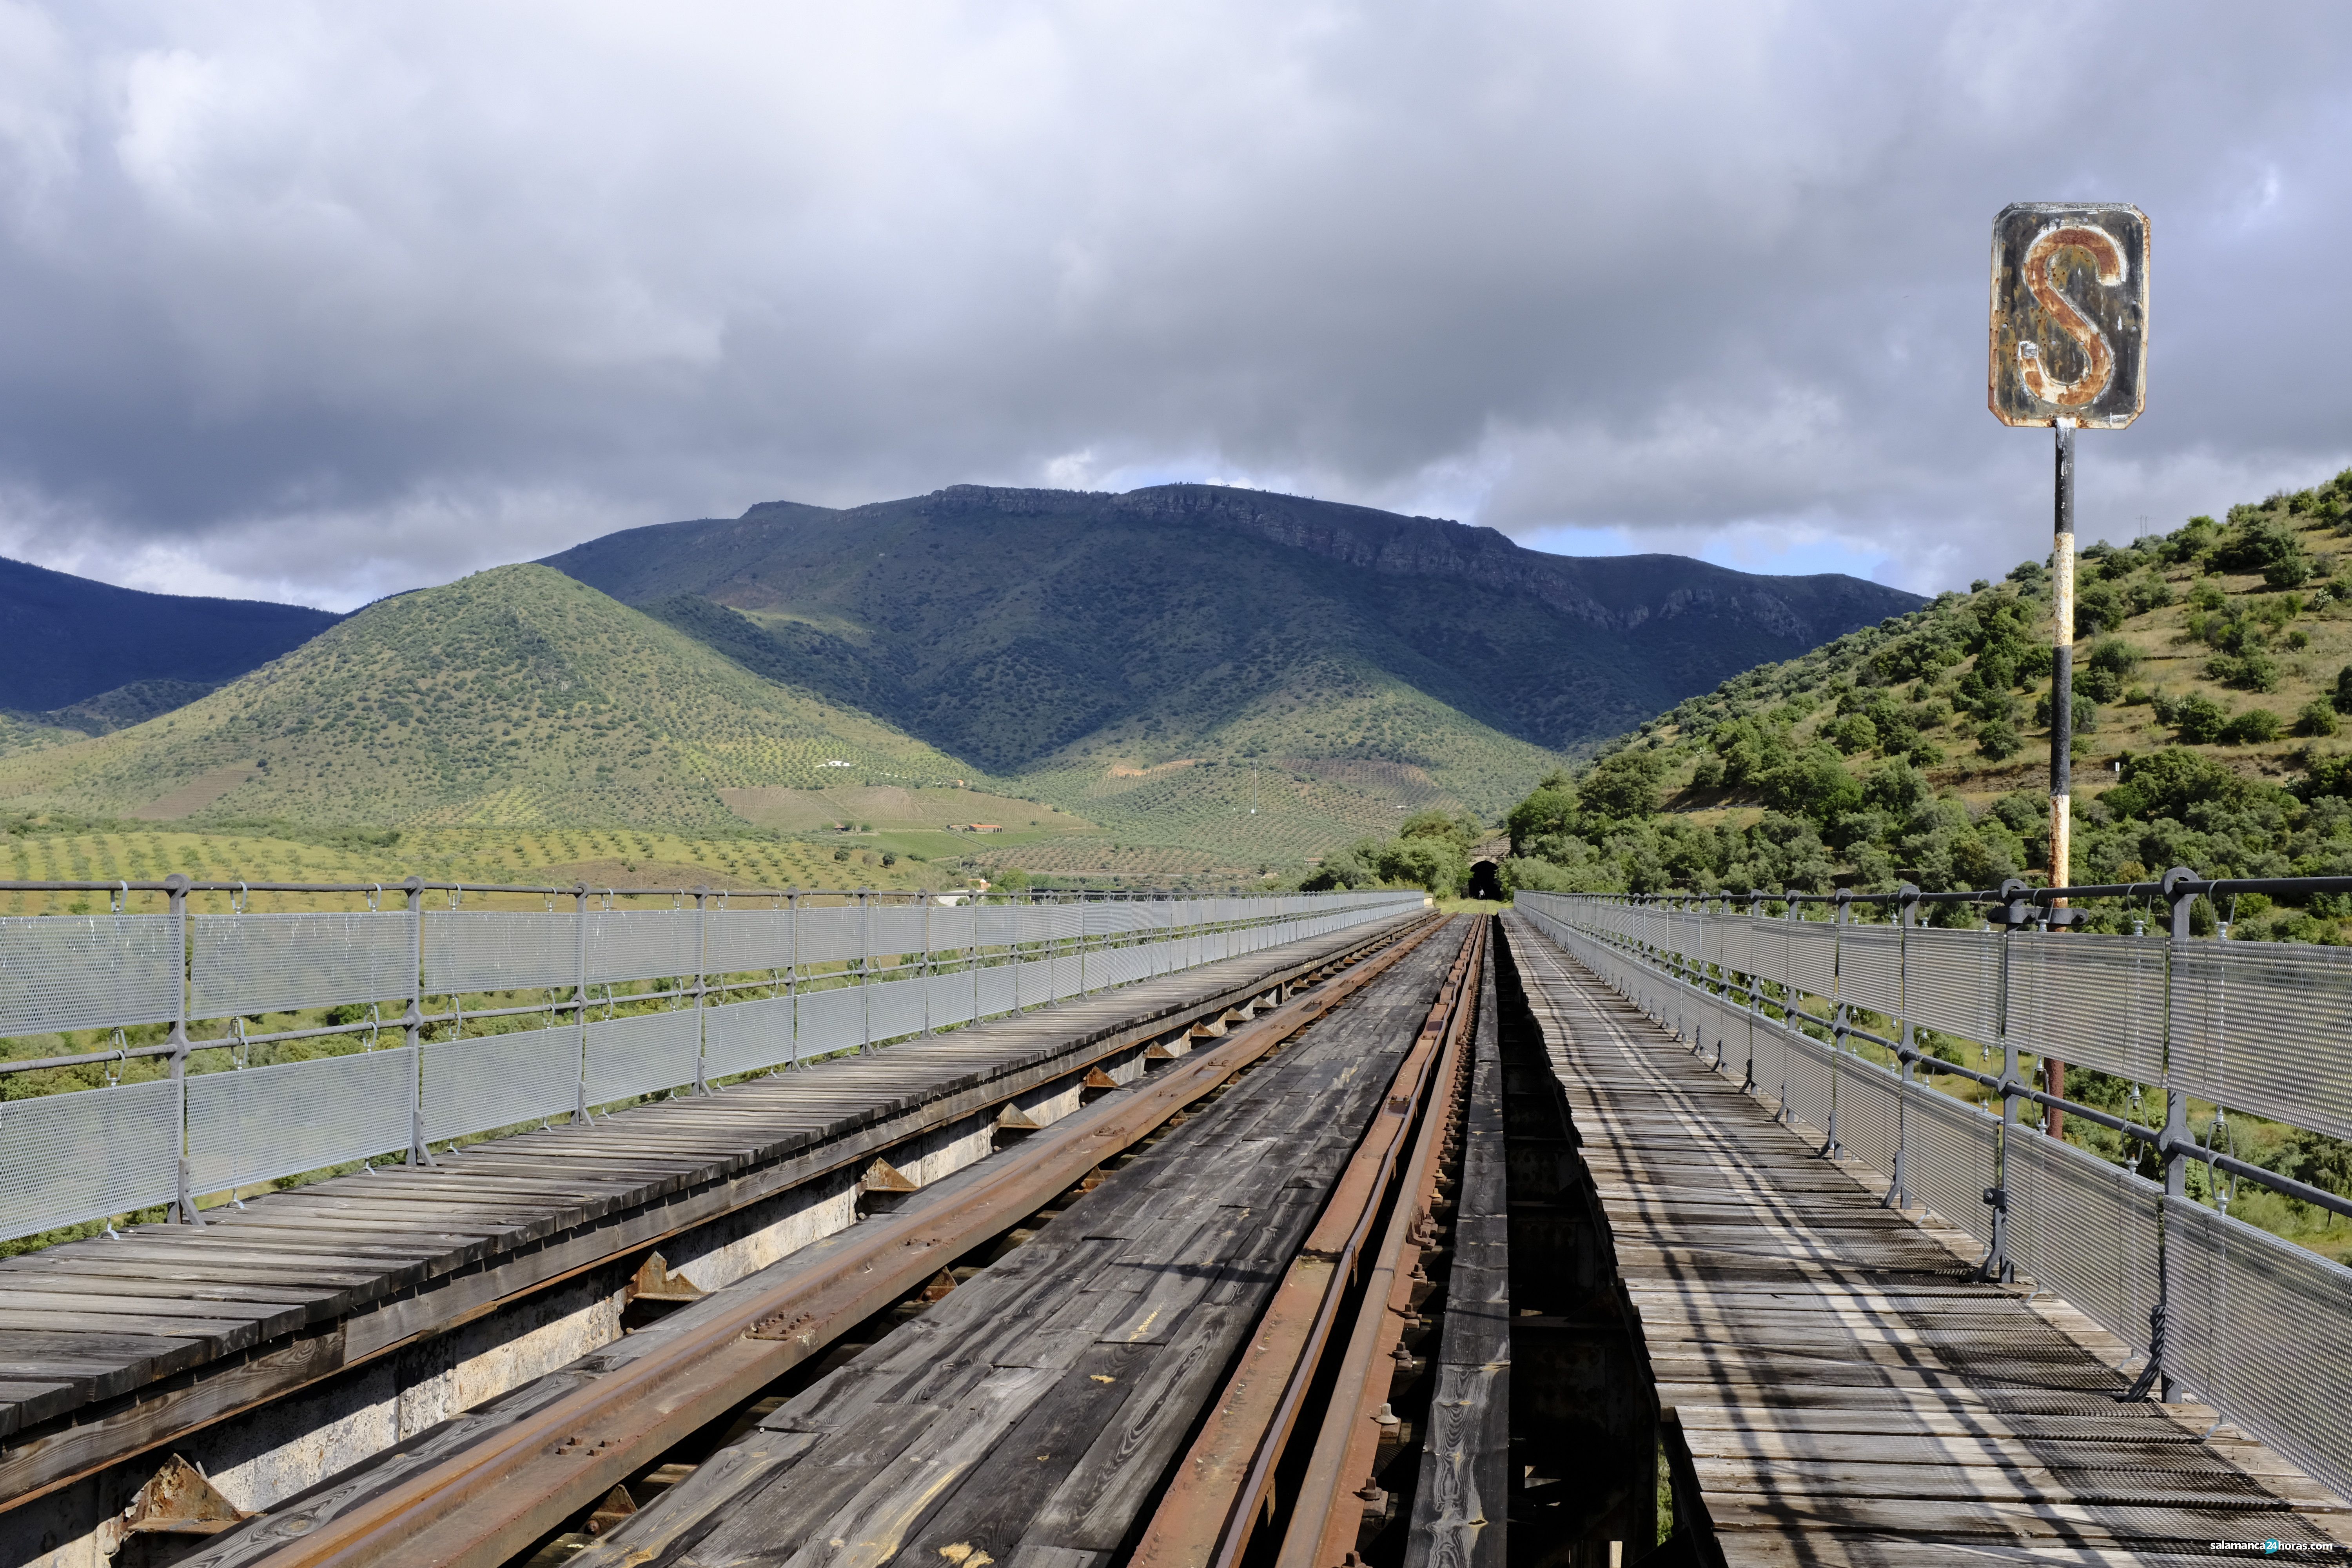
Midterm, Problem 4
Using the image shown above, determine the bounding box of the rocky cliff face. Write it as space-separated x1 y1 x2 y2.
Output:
912 482 1897 642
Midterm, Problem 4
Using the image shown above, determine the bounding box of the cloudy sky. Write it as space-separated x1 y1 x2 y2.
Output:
0 2 2347 611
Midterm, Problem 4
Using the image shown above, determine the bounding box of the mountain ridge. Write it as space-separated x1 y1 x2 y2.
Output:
542 483 1922 810
0 555 340 713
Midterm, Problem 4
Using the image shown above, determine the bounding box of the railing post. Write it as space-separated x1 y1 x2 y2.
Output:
165 873 199 1226
2141 864 2203 1401
920 890 934 1037
405 875 432 1163
786 888 801 1069
1776 891 1796 1120
1743 890 1762 1094
1824 890 1848 1160
573 883 592 1127
693 886 711 1091
1886 882 1919 1210
1984 877 2031 1282
858 889 873 1049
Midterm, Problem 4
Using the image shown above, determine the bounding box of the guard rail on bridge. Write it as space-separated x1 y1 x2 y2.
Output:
0 882 1420 1245
1516 877 2352 1507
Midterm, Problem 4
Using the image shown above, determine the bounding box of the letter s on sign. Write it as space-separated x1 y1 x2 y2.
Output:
2017 224 2127 409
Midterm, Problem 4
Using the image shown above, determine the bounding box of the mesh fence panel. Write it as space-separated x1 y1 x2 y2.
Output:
0 914 182 1037
1837 1058 1901 1184
421 1025 581 1142
190 911 417 1020
703 910 792 977
186 1047 413 1192
2162 1195 2352 1503
978 964 1016 1019
422 911 576 995
1838 925 1903 1018
2006 932 2168 1086
1051 955 1082 999
927 907 976 954
1017 959 1054 1009
2172 941 2352 1140
585 1009 701 1105
978 964 1016 1025
702 995 795 1078
796 984 864 1057
1718 918 1753 977
1903 927 2002 1046
866 907 926 958
0 1079 180 1241
795 906 863 965
1779 1029 1835 1140
865 976 927 1043
2005 1131 2163 1357
1787 922 1838 1002
1904 1086 1998 1249
927 971 976 1029
586 909 701 985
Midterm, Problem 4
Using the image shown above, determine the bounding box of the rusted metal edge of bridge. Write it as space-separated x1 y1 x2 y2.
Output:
1503 911 2352 1567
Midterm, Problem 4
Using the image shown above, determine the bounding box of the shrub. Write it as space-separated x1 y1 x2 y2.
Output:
2086 637 2140 677
2125 574 2175 614
2211 517 2304 577
2109 747 2255 818
2265 552 2316 590
1976 718 2022 760
2297 699 2340 738
2032 690 2098 731
2073 582 2125 635
2219 709 2282 745
2205 651 2281 691
2336 665 2352 714
1823 713 1878 755
2172 694 2229 744
2188 579 2227 612
2162 517 2220 564
1907 739 1947 766
2077 666 2123 704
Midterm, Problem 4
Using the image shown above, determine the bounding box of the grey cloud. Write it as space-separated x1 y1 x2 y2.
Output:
0 0 2346 609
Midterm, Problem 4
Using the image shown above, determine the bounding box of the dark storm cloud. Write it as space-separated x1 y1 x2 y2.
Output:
0 1 2346 608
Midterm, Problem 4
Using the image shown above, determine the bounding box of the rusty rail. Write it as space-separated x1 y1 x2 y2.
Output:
223 915 1448 1568
1134 915 1485 1568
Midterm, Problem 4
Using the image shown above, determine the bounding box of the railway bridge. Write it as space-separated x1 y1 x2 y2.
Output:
0 875 2347 1566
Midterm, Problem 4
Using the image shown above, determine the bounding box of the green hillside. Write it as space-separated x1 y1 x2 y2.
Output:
1492 467 2352 931
1485 468 2352 1266
548 484 1921 836
0 565 978 830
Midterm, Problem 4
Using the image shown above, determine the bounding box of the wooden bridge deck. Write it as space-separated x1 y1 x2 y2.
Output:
1502 914 2352 1567
0 917 1414 1510
566 921 1466 1567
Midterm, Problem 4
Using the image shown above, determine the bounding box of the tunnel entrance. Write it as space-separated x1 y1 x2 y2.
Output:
1466 859 1501 901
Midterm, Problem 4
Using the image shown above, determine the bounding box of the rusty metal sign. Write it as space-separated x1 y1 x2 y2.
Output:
1989 202 2149 428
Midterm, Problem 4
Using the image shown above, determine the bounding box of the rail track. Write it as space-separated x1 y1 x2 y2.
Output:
173 916 1497 1568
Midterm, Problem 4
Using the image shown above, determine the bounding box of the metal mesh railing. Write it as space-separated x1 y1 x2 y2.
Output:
0 882 1420 1244
1514 885 2352 1504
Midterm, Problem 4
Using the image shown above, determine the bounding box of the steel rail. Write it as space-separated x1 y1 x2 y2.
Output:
1131 917 1483 1568
223 915 1449 1568
1276 918 1485 1568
